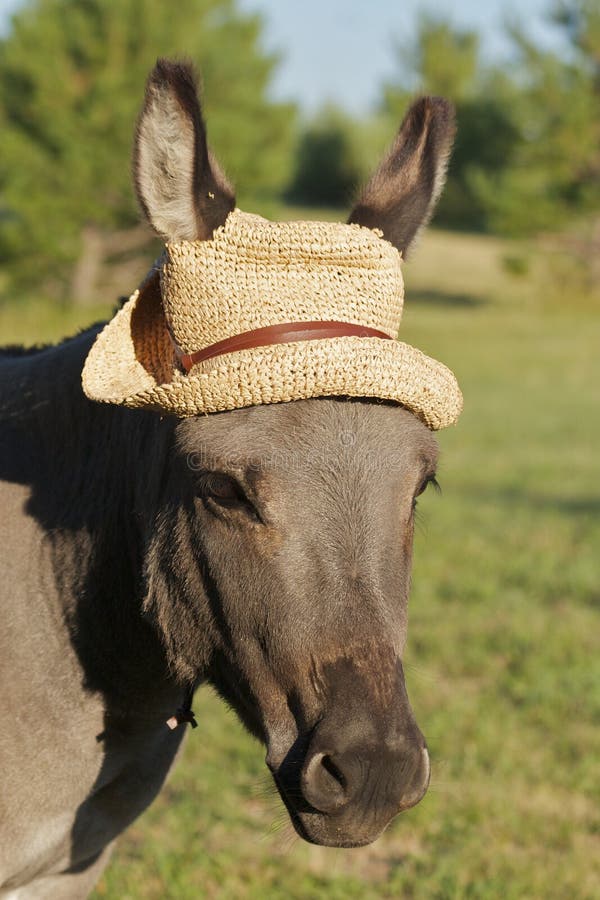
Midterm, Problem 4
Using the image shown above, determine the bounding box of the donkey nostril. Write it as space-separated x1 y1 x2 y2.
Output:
302 750 351 814
321 754 347 790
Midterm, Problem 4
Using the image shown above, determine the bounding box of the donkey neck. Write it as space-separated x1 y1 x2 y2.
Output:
0 329 179 718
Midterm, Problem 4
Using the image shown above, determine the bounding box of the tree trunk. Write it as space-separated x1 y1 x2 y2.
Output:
68 224 156 306
69 225 105 306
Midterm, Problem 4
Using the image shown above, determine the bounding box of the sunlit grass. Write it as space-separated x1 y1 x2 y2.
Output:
2 226 598 898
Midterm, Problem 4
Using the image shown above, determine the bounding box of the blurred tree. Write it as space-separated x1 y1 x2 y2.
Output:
382 16 480 104
286 106 363 208
0 0 295 302
476 1 600 237
381 16 520 232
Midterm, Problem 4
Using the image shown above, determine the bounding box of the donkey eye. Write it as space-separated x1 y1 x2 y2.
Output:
416 474 440 497
413 474 440 510
202 473 243 505
198 472 259 519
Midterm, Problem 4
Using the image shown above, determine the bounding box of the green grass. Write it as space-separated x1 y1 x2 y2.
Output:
2 228 598 899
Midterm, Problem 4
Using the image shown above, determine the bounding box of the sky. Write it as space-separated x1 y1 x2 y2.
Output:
236 0 564 114
0 0 564 115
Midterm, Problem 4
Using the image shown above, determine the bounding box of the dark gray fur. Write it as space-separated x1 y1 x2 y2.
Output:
0 59 454 897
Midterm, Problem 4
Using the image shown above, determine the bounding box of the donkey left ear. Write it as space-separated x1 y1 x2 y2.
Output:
348 97 455 257
134 58 235 242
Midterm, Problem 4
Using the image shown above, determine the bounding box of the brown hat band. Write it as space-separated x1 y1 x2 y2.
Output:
175 320 393 372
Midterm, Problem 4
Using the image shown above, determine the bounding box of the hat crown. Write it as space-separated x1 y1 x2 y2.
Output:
161 210 404 355
82 206 462 430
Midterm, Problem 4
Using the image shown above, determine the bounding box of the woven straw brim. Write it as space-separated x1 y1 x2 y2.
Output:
82 272 463 430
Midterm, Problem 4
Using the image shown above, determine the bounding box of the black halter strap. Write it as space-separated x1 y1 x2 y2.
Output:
166 682 198 730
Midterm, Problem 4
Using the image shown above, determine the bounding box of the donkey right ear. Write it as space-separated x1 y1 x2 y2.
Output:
348 97 455 257
134 58 235 242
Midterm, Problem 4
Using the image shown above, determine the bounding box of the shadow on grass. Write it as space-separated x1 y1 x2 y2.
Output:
409 289 487 308
468 486 600 516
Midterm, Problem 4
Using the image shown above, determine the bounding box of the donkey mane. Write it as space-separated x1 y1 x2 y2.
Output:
0 299 132 360
0 343 54 358
0 323 116 362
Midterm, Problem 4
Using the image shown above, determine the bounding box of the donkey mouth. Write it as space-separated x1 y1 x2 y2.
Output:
272 770 380 848
269 742 431 848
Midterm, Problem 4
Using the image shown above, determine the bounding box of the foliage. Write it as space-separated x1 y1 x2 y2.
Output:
476 1 600 237
285 106 363 207
381 5 600 246
0 0 295 300
284 106 398 210
382 17 521 233
382 15 480 102
2 2 600 302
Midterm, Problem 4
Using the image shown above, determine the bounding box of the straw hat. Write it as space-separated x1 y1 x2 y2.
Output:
82 207 462 430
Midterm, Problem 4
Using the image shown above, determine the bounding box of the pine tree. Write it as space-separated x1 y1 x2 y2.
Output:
0 0 295 302
477 1 600 237
381 16 520 232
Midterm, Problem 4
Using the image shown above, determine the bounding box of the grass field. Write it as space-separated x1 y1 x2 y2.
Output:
2 227 598 899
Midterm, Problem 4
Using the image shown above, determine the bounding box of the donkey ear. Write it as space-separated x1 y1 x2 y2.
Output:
134 58 235 242
348 97 455 257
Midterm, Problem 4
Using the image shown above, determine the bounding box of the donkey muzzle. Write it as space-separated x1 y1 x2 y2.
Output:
269 656 430 847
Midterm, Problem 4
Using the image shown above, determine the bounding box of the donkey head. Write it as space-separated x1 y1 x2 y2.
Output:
135 60 455 847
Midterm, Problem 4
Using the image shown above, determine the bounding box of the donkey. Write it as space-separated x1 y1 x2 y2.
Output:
0 60 456 898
